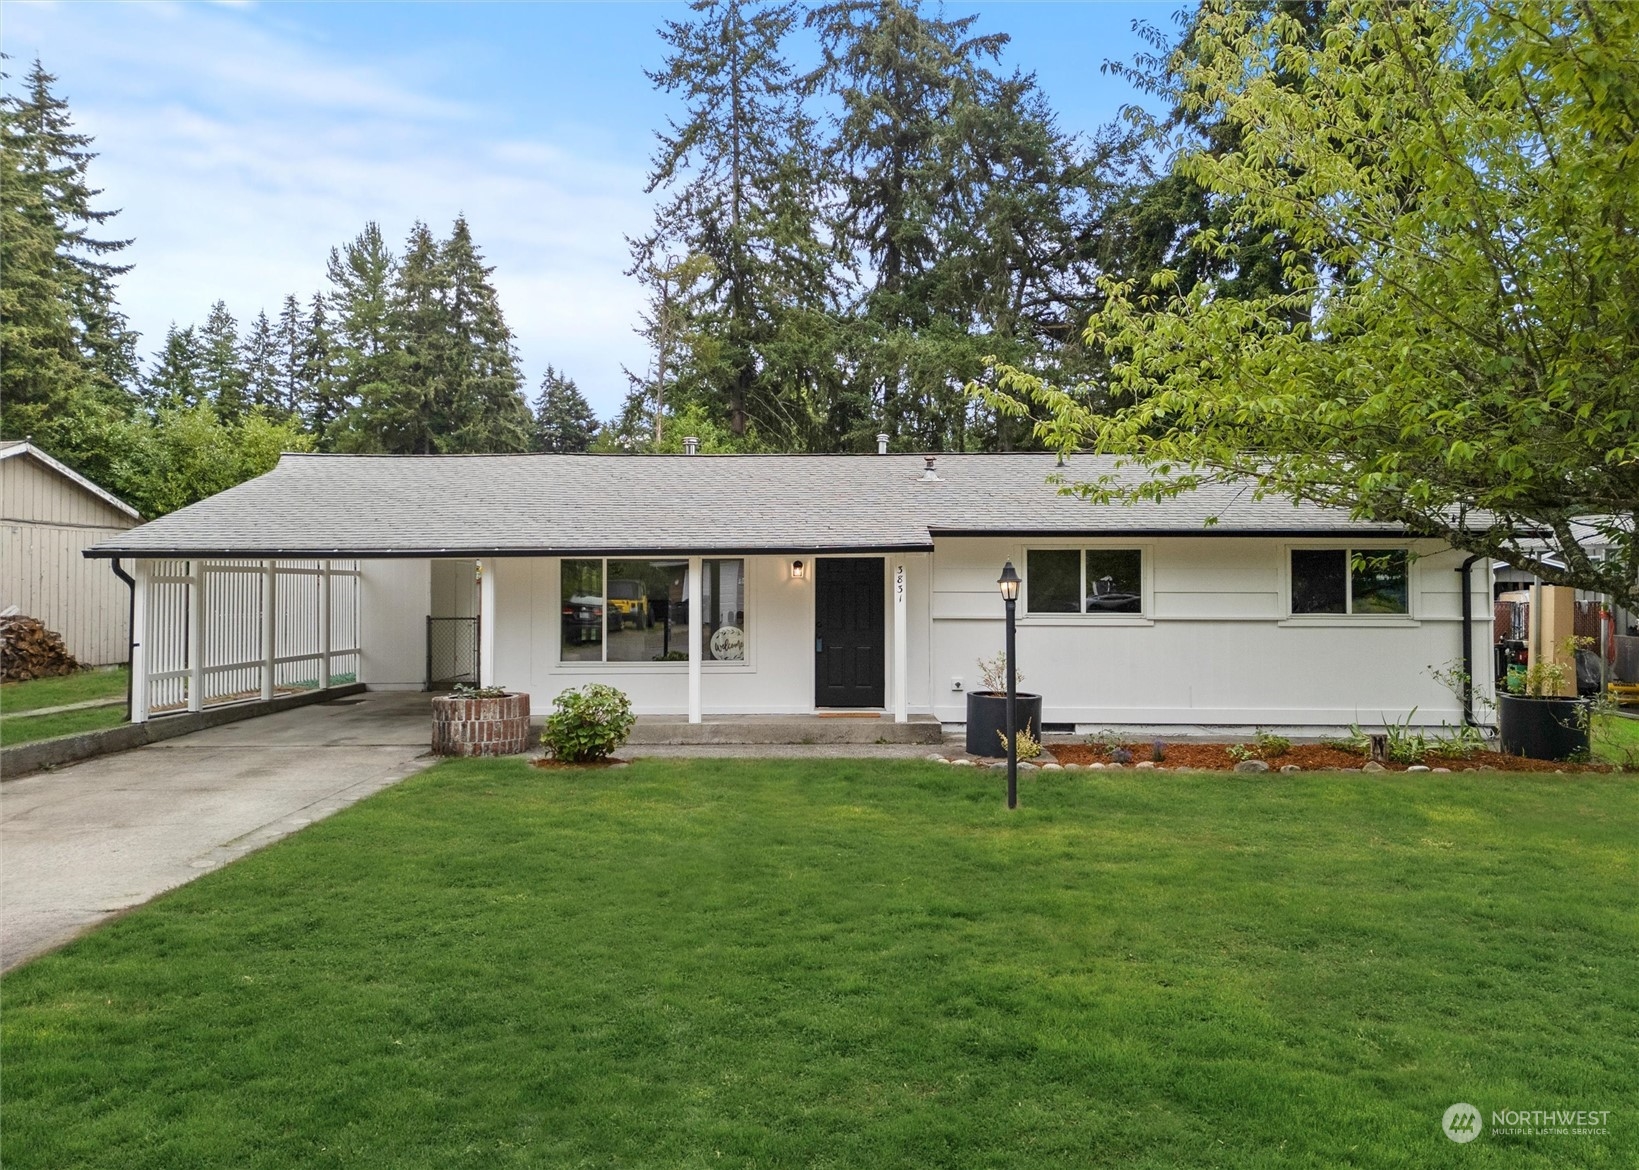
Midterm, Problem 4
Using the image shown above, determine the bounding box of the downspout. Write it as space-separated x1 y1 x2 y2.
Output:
110 557 136 722
1457 554 1483 727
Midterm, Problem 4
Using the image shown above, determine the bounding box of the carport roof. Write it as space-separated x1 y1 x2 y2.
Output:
84 451 1411 559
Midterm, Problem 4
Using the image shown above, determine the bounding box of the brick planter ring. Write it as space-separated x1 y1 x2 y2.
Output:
431 693 531 757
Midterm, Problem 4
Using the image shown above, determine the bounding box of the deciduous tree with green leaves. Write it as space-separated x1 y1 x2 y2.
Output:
984 0 1638 608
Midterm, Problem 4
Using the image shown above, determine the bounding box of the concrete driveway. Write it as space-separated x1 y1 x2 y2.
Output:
1 691 437 971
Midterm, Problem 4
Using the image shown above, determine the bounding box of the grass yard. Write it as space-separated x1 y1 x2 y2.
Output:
0 667 128 746
1592 712 1639 767
3 761 1635 1169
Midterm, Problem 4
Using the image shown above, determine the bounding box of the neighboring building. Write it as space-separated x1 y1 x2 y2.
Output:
2 441 140 666
84 451 1494 733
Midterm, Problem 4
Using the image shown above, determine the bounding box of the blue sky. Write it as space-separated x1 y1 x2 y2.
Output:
6 1 1176 417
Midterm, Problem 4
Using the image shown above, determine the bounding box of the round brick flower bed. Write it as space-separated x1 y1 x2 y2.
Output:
431 692 531 757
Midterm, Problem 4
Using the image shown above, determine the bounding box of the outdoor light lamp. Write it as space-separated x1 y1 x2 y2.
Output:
997 562 1021 601
998 561 1020 809
791 559 805 580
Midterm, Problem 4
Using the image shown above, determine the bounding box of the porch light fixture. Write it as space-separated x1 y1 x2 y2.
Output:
998 561 1021 809
791 559 806 580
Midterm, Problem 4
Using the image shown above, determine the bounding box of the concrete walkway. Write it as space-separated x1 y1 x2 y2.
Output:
1 691 436 971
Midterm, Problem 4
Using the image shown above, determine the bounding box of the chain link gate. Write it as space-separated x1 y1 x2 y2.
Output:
426 616 479 690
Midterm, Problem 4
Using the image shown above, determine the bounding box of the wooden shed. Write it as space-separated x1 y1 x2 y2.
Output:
1 440 141 666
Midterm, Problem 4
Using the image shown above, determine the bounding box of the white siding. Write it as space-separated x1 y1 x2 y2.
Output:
929 536 1492 731
490 554 932 716
360 559 431 689
0 455 137 665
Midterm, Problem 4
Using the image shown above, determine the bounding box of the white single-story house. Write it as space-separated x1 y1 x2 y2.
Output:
3 439 142 665
84 451 1495 733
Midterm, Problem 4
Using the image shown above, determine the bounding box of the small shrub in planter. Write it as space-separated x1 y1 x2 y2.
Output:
541 684 636 763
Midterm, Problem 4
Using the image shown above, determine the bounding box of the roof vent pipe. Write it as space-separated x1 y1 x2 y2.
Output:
683 436 699 455
922 455 939 481
877 433 889 455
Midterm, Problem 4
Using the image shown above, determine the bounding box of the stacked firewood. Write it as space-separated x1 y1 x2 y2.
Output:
0 615 80 682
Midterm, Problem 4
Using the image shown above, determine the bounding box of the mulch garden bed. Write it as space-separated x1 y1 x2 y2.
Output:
531 757 631 770
1045 742 1612 773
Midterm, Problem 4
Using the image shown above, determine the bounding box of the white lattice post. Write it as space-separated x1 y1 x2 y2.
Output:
186 560 203 712
318 560 332 689
130 560 150 724
688 556 702 724
478 558 497 687
261 560 276 701
893 562 908 723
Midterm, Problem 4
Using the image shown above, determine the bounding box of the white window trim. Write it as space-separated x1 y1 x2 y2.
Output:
557 556 756 670
1020 542 1155 625
1279 543 1419 624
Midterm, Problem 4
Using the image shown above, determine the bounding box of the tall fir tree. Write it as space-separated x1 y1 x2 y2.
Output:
299 293 343 442
241 309 280 414
0 59 139 450
640 0 837 445
143 324 203 412
324 221 400 447
272 294 310 417
196 299 248 420
346 218 532 454
531 365 600 453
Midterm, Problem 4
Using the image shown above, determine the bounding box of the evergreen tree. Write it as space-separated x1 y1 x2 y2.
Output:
531 366 600 453
143 324 203 412
0 59 139 448
242 310 280 413
325 221 400 445
346 218 532 454
640 0 838 444
197 299 248 420
272 294 310 417
299 293 343 441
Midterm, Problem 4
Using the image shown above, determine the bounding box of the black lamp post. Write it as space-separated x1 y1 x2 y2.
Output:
998 561 1021 810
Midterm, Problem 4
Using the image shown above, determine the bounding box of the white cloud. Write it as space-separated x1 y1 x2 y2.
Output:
5 0 655 415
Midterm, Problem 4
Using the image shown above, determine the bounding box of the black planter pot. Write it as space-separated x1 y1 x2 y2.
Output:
965 691 1043 758
1497 694 1589 761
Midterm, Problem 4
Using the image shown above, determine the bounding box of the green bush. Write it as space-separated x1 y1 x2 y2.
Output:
541 684 635 763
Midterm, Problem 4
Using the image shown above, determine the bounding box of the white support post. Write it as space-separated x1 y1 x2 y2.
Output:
478 558 497 687
893 562 908 723
130 560 150 724
687 555 702 724
318 560 332 689
186 560 203 712
261 560 276 701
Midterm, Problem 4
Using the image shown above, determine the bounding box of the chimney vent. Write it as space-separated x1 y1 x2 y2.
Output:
683 436 699 455
921 455 939 481
877 433 889 455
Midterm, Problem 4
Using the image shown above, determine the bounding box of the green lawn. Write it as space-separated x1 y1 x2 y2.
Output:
1592 712 1639 767
0 667 128 746
3 761 1635 1169
0 666 127 713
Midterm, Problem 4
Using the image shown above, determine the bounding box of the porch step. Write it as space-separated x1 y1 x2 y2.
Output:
627 713 944 746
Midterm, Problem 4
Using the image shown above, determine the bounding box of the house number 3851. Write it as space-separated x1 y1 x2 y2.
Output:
896 566 905 600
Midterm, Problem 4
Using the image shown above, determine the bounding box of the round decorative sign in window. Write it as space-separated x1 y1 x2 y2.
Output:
709 625 745 661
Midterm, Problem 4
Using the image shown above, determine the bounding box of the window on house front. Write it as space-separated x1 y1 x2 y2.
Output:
1026 548 1144 616
560 558 747 663
1290 548 1408 615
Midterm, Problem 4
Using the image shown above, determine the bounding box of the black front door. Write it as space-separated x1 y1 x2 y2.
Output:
814 557 885 708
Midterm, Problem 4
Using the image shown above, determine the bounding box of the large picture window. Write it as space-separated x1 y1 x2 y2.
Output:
560 558 747 663
1290 549 1408 615
1026 548 1144 616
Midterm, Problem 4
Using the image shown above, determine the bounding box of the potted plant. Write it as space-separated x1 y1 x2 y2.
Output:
1497 636 1591 760
431 683 532 757
965 653 1042 758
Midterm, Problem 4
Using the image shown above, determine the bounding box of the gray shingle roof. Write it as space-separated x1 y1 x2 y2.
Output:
84 452 1407 558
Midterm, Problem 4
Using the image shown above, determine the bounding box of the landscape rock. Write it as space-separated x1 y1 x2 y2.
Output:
1040 763 1062 771
1134 761 1156 770
1233 759 1270 773
1280 764 1302 773
1406 765 1430 773
1362 761 1388 773
926 753 948 763
952 758 974 767
1431 767 1451 773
